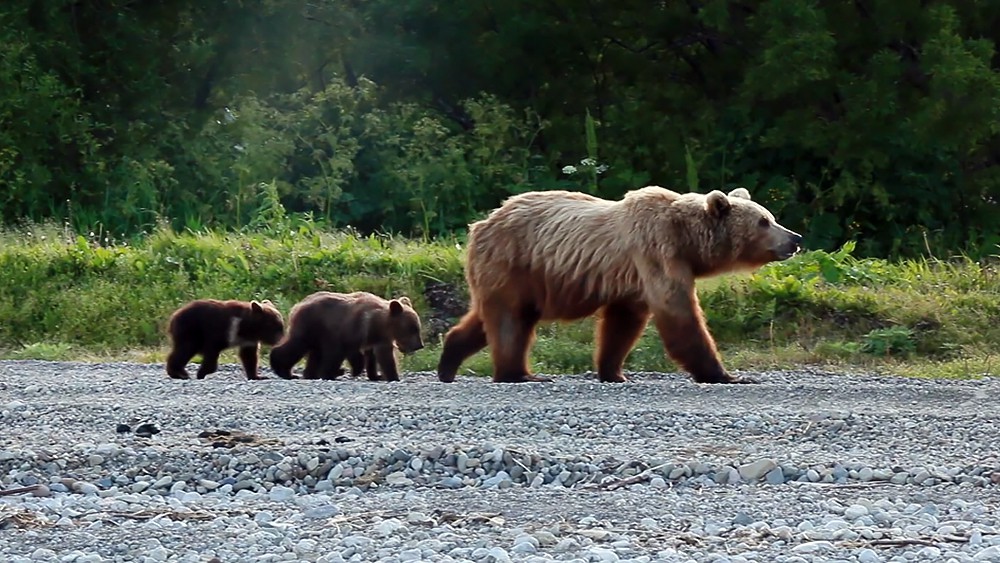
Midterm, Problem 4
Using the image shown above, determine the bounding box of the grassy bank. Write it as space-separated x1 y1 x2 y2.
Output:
1 221 998 380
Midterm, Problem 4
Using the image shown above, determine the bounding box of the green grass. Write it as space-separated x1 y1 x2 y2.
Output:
1 220 999 380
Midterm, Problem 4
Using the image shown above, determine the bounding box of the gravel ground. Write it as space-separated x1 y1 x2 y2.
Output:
1 360 999 563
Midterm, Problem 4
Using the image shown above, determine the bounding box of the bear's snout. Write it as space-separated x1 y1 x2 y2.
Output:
400 339 425 354
262 328 285 346
775 230 803 260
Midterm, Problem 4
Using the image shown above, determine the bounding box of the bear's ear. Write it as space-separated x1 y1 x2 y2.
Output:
250 301 263 314
728 187 751 200
397 296 412 307
389 299 403 316
706 190 732 218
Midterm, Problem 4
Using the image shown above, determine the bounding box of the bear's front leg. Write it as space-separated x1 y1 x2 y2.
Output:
362 350 381 381
650 291 758 385
238 344 264 380
373 345 401 382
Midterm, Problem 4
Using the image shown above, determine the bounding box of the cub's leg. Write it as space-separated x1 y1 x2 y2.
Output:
166 342 198 380
237 343 263 380
317 346 348 381
345 350 367 378
373 344 400 382
195 348 222 379
302 347 325 380
363 350 381 381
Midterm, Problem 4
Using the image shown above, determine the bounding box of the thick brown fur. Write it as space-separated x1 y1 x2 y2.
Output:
166 299 286 381
436 186 803 384
269 291 424 381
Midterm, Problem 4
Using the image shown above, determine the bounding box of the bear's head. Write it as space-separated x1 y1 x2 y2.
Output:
701 187 803 272
241 300 286 346
386 296 425 354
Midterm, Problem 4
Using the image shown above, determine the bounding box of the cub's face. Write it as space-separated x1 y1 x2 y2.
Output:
387 297 425 354
707 188 803 269
247 300 286 346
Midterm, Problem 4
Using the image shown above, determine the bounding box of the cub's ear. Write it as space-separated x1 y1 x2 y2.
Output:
728 187 751 200
250 301 263 314
397 296 412 307
389 300 403 316
706 190 732 218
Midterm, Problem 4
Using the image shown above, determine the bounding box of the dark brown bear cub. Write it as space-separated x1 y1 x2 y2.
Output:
269 291 424 382
166 299 286 380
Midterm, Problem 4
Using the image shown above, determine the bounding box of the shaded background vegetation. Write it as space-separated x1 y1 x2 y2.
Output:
3 0 1000 259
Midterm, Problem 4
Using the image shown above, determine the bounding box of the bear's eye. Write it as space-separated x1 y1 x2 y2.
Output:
758 217 770 228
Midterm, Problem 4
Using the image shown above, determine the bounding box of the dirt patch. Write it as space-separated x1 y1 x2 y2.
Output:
422 280 469 341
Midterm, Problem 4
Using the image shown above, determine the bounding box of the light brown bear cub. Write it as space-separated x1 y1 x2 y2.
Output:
269 291 424 381
166 299 286 380
437 186 803 385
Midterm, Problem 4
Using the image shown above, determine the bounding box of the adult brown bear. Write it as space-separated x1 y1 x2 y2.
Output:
165 299 286 380
436 186 803 384
269 291 424 381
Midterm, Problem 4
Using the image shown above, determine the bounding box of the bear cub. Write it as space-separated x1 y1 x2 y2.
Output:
166 299 286 380
269 291 424 382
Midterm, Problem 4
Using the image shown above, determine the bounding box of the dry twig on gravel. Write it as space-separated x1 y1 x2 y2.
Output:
0 485 42 497
586 463 672 491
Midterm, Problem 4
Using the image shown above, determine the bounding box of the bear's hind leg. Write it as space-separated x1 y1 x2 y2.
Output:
237 343 263 380
484 305 550 383
316 346 347 380
342 350 365 378
436 310 488 382
165 343 197 379
595 302 650 383
650 290 755 384
302 347 324 379
195 348 222 379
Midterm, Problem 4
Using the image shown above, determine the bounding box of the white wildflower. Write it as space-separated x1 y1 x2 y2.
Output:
561 165 577 175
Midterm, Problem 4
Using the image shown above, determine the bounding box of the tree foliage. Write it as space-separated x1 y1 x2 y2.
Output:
3 0 1000 258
